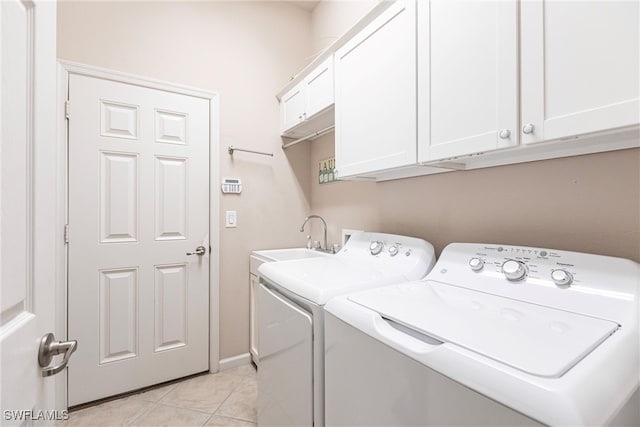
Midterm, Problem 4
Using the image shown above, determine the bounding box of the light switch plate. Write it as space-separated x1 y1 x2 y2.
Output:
225 210 237 228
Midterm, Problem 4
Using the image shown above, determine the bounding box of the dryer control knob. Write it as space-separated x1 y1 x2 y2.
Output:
502 260 527 281
369 241 384 256
551 269 573 286
469 257 484 271
388 245 399 257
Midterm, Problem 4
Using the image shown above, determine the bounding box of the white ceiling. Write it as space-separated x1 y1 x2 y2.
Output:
288 0 321 12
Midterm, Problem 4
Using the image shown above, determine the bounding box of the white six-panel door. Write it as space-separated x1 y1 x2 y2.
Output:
67 74 210 405
0 0 59 422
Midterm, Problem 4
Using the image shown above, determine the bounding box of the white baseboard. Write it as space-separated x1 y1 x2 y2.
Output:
218 353 252 372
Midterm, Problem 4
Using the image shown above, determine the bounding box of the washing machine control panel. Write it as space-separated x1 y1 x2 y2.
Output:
461 244 583 287
368 241 411 258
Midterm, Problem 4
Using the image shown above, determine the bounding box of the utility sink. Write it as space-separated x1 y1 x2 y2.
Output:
252 248 333 262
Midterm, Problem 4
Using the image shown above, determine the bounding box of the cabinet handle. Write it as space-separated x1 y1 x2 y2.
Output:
499 129 511 139
522 123 535 134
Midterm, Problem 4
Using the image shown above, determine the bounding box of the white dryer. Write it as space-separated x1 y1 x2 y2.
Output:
324 243 640 426
257 232 436 427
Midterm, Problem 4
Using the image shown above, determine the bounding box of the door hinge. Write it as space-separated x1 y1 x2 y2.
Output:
65 100 70 120
64 224 69 244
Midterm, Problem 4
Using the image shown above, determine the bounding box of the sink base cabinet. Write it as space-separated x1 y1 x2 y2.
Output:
249 255 268 365
250 272 259 364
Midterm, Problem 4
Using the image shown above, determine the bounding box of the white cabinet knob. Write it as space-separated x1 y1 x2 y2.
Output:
499 129 511 139
522 123 535 134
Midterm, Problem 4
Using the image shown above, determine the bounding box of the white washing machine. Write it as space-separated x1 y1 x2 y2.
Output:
325 243 640 426
257 232 437 427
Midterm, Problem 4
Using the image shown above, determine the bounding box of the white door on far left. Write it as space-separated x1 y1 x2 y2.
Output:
67 74 211 406
1 0 61 424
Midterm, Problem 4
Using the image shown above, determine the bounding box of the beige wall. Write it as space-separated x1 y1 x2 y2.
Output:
58 0 314 359
310 0 378 55
311 138 640 262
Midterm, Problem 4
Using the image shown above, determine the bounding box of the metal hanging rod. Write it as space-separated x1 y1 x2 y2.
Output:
228 146 273 157
282 125 335 150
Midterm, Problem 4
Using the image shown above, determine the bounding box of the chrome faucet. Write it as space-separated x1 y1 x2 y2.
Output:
300 215 328 252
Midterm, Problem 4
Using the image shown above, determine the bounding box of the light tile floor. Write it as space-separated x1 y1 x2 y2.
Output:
59 364 257 427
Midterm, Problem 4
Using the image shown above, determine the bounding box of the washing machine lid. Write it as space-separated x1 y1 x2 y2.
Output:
259 257 403 305
349 281 619 378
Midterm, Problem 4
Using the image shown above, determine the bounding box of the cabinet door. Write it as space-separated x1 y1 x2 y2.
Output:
249 273 258 363
305 56 334 119
258 284 313 426
418 0 518 162
521 0 639 144
335 0 417 178
280 81 306 133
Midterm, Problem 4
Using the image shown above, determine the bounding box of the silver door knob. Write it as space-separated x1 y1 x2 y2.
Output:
522 123 535 134
186 246 206 256
499 129 511 139
38 333 78 377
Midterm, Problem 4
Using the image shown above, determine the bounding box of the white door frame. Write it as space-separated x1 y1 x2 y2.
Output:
56 60 220 408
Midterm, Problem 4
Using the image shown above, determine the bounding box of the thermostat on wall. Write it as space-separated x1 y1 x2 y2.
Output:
222 177 242 194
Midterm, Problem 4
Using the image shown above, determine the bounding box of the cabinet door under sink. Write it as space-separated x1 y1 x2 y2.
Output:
257 283 313 427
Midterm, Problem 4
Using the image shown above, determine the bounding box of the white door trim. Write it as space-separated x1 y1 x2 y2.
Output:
56 60 220 407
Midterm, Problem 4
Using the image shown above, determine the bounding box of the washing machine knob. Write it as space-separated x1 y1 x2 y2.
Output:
551 269 573 286
369 241 384 255
469 257 484 271
388 245 399 257
502 260 527 281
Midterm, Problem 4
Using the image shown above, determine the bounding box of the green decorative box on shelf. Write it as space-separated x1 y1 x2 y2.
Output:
318 157 338 185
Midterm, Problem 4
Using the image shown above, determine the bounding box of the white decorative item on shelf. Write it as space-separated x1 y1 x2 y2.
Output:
221 177 242 194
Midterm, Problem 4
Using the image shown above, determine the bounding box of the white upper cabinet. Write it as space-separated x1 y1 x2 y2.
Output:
418 0 519 163
335 0 417 179
305 57 334 118
280 56 334 138
281 82 306 133
520 0 639 144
